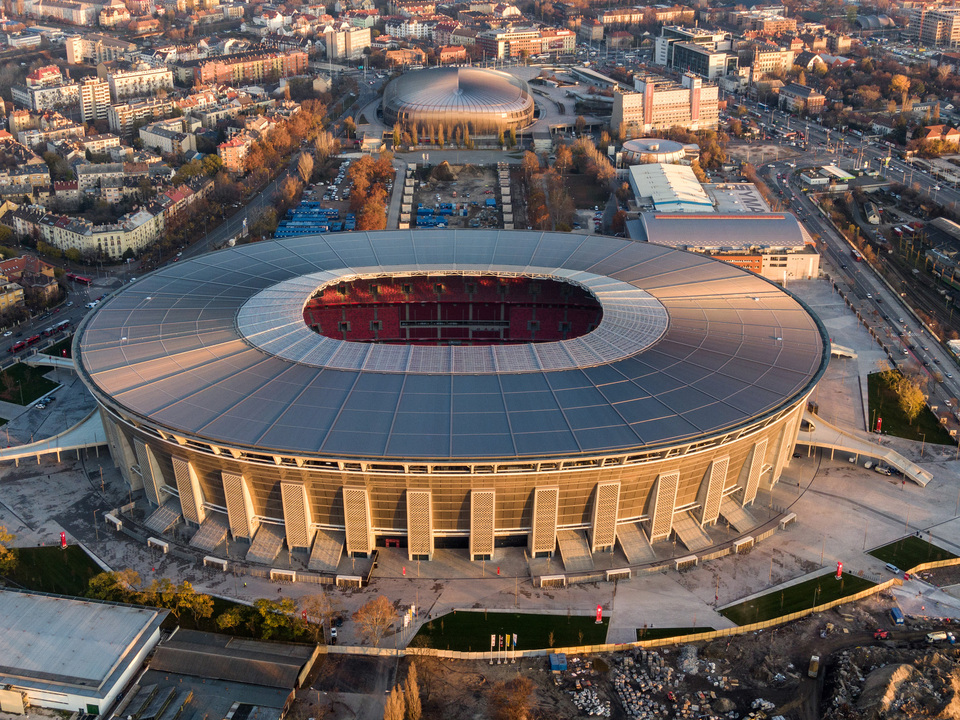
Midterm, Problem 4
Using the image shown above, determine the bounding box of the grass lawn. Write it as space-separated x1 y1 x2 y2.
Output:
0 363 59 405
41 335 72 359
636 627 715 642
565 174 610 207
721 573 877 626
869 536 958 571
413 611 609 652
3 545 102 595
867 371 954 445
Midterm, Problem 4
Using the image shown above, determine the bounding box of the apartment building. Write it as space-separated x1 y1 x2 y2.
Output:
476 26 575 58
79 77 110 122
100 62 175 101
139 119 196 155
749 45 795 81
730 10 797 36
66 33 138 64
778 82 825 114
108 98 176 136
26 0 98 26
323 25 372 58
185 50 308 86
910 6 960 47
612 72 719 136
12 204 165 259
655 26 735 80
217 132 255 173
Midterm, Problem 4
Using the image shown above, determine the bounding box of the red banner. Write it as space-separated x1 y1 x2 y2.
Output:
836 561 843 579
60 531 66 549
876 417 882 433
596 604 602 623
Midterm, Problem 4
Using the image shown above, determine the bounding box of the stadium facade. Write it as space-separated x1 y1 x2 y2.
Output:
382 67 535 136
76 230 828 565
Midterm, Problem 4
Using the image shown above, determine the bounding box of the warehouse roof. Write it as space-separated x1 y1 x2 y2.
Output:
0 589 166 698
628 164 714 212
76 230 828 461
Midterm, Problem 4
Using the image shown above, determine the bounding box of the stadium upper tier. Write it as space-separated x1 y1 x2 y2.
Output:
75 231 829 462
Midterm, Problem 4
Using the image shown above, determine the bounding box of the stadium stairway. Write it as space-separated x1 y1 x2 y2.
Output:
557 529 595 573
615 522 656 565
246 524 285 565
308 529 345 573
672 512 713 552
719 496 759 534
188 514 229 552
144 501 181 535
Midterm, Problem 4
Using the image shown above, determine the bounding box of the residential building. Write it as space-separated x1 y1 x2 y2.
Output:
778 82 825 114
79 77 110 122
730 10 797 36
322 25 371 59
612 72 720 136
98 0 130 27
910 6 960 48
184 49 308 86
918 124 960 147
11 81 79 112
476 26 575 58
438 44 467 63
0 254 56 302
0 277 23 311
578 18 603 42
65 33 138 64
385 47 426 66
25 0 99 26
655 26 736 80
217 132 254 172
100 61 174 101
139 118 197 154
108 98 176 136
13 203 165 258
749 45 795 80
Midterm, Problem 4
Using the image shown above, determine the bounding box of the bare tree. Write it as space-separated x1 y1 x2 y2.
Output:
404 662 422 720
300 593 344 642
297 153 314 184
489 676 535 720
353 595 396 646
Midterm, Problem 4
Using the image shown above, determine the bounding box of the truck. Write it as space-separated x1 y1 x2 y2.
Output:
808 655 820 678
927 631 948 643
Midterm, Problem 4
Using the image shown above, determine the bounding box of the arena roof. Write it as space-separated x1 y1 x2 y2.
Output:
76 231 828 461
382 66 533 122
634 212 811 250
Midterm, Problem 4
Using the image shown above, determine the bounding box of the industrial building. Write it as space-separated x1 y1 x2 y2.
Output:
0 589 166 716
627 163 713 212
76 230 827 570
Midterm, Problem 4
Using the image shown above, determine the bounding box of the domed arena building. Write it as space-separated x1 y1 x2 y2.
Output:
382 66 535 137
620 138 689 166
76 230 828 569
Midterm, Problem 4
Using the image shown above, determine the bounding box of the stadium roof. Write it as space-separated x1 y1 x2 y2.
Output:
0 589 166 698
76 230 828 461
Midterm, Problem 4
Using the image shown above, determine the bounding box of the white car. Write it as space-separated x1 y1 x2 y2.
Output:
2 331 11 337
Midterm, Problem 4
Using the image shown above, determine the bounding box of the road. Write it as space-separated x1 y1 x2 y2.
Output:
735 109 960 417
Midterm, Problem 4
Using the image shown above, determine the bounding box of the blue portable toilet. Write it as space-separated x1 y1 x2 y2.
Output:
549 653 567 672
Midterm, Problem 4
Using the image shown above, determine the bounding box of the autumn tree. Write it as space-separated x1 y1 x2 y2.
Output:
0 525 16 576
488 676 535 720
553 144 572 176
87 569 141 602
890 74 910 112
300 592 344 643
404 661 422 720
253 598 301 640
297 153 314 184
353 595 396 646
383 684 405 720
521 151 540 180
314 131 341 160
343 116 356 138
896 373 926 425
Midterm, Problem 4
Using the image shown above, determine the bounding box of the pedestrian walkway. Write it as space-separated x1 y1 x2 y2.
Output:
0 409 106 464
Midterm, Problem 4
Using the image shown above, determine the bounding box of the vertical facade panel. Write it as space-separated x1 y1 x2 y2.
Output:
406 489 433 560
222 471 258 540
740 439 767 506
530 486 559 555
343 486 374 556
590 481 620 552
281 481 314 550
470 489 495 560
698 457 728 527
646 470 679 542
172 456 205 525
134 438 161 506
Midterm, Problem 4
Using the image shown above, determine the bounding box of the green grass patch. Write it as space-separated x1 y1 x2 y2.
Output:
869 535 958 571
2 545 102 595
41 335 72 359
412 611 608 652
868 371 955 445
636 626 715 641
721 573 877 626
0 363 59 405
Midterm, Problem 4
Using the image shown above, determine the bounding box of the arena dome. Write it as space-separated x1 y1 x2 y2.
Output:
76 231 828 564
620 138 688 165
382 66 535 135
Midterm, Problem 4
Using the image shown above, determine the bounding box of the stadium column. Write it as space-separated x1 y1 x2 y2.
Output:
771 406 803 487
696 456 728 527
342 486 374 557
644 470 679 543
281 481 316 551
736 439 768 507
589 481 620 553
171 456 206 527
405 489 434 561
222 471 259 540
103 411 137 485
529 486 559 558
469 489 495 561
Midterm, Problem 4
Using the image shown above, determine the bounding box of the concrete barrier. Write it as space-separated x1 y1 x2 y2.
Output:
204 556 228 571
104 513 122 530
147 537 169 553
270 568 296 582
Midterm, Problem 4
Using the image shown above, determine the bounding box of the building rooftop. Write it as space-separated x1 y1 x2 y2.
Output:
0 589 166 699
628 163 714 213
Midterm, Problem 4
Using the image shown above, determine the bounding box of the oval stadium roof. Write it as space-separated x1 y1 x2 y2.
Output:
76 231 828 461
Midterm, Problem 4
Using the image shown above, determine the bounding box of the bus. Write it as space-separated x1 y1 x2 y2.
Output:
852 250 863 262
26 334 40 346
8 341 25 353
65 272 92 285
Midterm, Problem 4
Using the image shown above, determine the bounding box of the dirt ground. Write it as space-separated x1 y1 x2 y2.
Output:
412 164 503 229
295 568 960 720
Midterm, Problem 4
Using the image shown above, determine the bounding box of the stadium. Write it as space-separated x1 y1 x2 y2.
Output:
381 67 535 136
75 229 828 570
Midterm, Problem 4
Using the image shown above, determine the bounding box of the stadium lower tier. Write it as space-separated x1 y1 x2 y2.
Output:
102 397 805 563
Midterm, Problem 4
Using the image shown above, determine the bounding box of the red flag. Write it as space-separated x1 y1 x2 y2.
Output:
596 604 602 623
60 531 66 549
